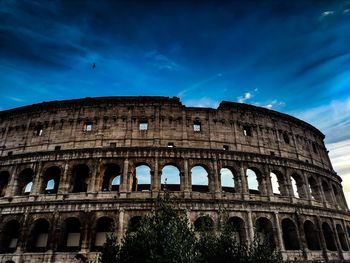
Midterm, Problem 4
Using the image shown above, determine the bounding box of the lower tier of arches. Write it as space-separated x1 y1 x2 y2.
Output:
0 199 350 262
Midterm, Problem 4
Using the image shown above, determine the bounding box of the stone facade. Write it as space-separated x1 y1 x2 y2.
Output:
0 96 349 262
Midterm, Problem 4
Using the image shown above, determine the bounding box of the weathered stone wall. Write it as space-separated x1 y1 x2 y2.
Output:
0 96 348 263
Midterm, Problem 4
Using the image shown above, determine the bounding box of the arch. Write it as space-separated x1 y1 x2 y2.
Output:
308 177 321 201
228 217 245 243
281 218 300 250
332 184 345 208
322 181 333 203
0 171 10 197
194 216 214 232
220 167 235 193
128 216 142 232
290 173 305 199
161 164 180 191
255 217 275 248
246 168 260 194
270 172 280 195
304 220 320 250
336 224 349 251
42 166 61 194
17 168 34 195
61 217 81 251
26 218 50 252
94 217 114 247
101 163 121 192
191 165 209 193
71 164 89 193
133 164 151 192
322 222 337 251
0 220 20 253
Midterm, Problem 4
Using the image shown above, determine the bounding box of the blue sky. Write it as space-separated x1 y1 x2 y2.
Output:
0 0 349 200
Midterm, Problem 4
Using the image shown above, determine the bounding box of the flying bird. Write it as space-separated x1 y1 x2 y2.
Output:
92 63 96 69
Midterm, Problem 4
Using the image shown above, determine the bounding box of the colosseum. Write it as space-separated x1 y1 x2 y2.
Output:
0 96 349 263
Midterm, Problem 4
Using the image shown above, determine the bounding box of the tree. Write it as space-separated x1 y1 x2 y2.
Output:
118 193 197 263
98 228 119 263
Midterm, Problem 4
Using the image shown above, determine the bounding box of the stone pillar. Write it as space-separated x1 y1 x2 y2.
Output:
30 161 44 196
264 166 273 197
247 211 254 244
152 157 159 192
119 158 129 195
302 172 312 201
88 159 99 193
240 163 248 199
80 217 90 253
5 165 18 197
331 220 344 260
212 158 220 197
316 216 329 262
274 212 285 252
183 158 190 198
58 161 69 194
117 209 125 242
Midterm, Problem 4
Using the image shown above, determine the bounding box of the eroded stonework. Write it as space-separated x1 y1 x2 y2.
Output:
0 96 349 263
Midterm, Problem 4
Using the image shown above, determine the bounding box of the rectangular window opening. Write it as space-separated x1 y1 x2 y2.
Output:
223 145 229 151
193 122 201 132
168 142 175 148
110 142 116 148
243 126 252 136
54 146 61 151
7 151 13 156
139 121 148 131
84 122 93 132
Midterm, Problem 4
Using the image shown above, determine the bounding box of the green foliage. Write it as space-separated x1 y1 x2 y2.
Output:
99 230 119 263
118 193 197 263
99 193 283 263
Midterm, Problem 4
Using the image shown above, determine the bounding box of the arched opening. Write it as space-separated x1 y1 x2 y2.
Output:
71 164 89 193
62 217 81 252
101 164 121 192
336 224 349 251
304 220 321 250
0 171 10 197
322 222 337 251
322 181 333 203
27 219 50 252
333 185 345 208
128 216 142 232
42 166 61 194
161 165 180 191
308 177 321 201
94 217 114 248
194 216 214 232
133 165 151 192
17 168 34 195
291 173 305 199
255 217 275 248
246 168 260 194
0 220 20 253
270 172 281 195
228 217 245 243
221 168 235 193
191 165 209 193
281 218 300 250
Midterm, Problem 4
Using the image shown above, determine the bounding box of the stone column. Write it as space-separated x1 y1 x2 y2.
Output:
302 172 312 201
274 212 285 252
58 161 70 194
88 159 99 193
119 158 129 195
152 157 160 197
5 165 18 197
183 158 190 198
264 166 273 198
117 209 125 242
240 163 248 199
316 216 329 262
331 220 344 260
212 158 220 197
247 211 254 244
80 216 90 253
30 161 44 196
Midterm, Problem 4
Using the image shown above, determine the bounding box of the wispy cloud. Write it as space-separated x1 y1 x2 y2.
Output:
144 51 180 72
290 98 350 144
183 97 219 108
178 72 224 98
7 96 25 102
327 139 350 204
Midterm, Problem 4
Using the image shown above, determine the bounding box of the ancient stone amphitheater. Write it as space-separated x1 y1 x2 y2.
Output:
0 96 349 263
